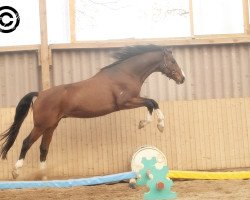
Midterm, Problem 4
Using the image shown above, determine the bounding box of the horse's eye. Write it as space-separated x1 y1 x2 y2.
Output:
171 60 176 64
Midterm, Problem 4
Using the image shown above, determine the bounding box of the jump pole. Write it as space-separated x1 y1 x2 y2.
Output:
168 170 250 180
0 172 137 190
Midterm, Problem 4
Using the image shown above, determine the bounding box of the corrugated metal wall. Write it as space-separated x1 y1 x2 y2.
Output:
52 49 115 85
0 51 41 107
51 43 250 101
0 97 249 180
0 43 249 107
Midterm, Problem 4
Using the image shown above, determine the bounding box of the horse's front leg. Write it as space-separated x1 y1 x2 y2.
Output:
155 108 165 132
123 97 165 132
140 98 165 132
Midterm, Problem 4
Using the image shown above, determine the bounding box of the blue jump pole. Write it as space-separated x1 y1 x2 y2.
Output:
0 171 137 190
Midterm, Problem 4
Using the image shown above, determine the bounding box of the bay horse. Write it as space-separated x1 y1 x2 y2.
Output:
0 45 185 179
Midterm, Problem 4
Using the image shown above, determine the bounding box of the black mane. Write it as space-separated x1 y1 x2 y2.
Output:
101 44 164 70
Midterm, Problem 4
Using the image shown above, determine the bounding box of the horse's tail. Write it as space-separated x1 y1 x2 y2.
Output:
0 92 39 159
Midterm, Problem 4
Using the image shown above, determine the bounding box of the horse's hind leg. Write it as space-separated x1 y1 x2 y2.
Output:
39 126 57 180
12 126 44 179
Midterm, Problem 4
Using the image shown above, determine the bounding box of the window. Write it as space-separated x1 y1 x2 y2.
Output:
193 0 244 35
46 0 70 44
75 0 190 41
0 0 70 46
0 0 40 46
75 0 246 41
0 0 248 47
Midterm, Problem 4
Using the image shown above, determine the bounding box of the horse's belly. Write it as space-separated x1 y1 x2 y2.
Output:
66 102 117 118
67 109 115 118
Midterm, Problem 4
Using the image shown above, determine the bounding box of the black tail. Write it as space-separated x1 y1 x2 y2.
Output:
0 92 38 159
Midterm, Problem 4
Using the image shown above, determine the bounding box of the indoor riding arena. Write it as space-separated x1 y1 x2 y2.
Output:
0 0 250 200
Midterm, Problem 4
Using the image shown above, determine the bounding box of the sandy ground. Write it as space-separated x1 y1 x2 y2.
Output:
0 179 250 200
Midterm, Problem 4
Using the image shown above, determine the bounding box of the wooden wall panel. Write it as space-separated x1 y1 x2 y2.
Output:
0 98 250 180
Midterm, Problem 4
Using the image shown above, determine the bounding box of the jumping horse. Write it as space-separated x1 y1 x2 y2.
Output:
0 45 185 179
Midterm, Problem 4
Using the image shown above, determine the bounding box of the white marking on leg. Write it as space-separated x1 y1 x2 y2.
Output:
12 159 24 179
156 109 164 121
139 111 152 129
40 161 46 170
40 161 48 180
156 109 165 132
15 159 24 169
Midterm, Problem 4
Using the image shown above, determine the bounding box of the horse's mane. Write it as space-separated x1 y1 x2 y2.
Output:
101 44 164 70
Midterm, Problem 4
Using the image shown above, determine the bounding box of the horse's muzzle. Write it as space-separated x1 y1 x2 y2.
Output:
176 76 185 84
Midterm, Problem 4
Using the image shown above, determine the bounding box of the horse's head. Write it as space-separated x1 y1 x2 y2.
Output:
160 49 185 84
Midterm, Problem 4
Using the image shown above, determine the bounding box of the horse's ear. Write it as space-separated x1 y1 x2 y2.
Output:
163 48 173 55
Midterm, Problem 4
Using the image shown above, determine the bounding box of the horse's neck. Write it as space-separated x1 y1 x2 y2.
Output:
115 52 162 83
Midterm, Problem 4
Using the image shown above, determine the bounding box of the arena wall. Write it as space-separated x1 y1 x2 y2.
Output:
0 98 249 180
0 43 250 180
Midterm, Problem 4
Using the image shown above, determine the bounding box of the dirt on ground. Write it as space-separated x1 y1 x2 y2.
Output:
0 179 250 200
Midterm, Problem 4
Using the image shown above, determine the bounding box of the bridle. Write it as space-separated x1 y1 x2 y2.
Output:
161 49 177 78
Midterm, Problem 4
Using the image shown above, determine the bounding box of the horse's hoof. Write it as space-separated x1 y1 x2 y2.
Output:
129 178 136 189
157 124 164 132
138 120 146 129
12 170 19 179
